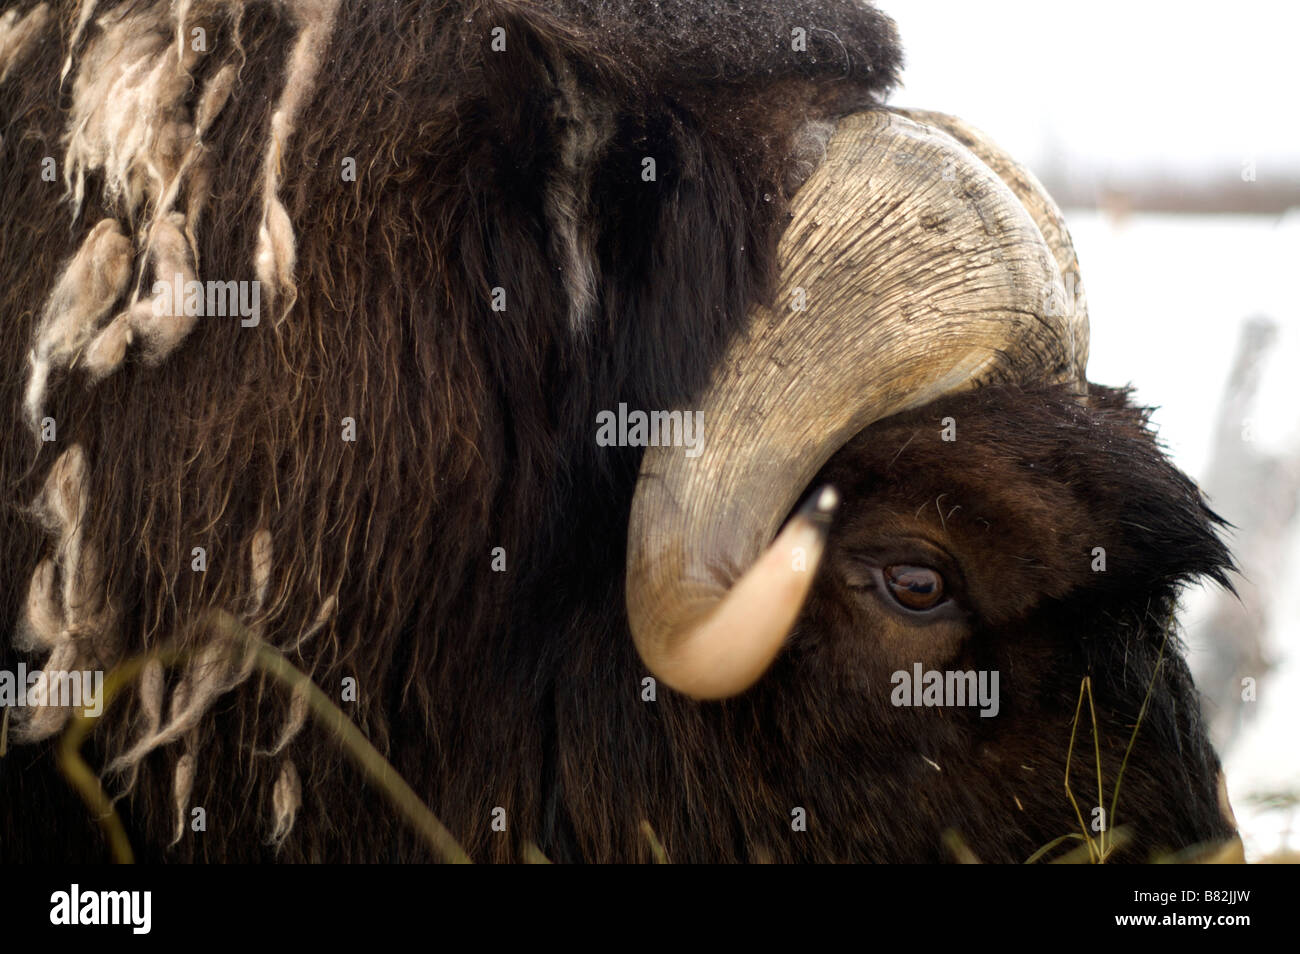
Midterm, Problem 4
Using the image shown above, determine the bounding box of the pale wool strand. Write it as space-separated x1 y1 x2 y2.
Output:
111 657 167 798
105 640 241 776
0 3 52 85
170 751 196 847
146 61 238 273
295 595 337 652
24 220 132 428
254 593 337 759
17 559 63 653
59 0 102 85
250 527 273 615
261 684 309 758
254 0 342 316
269 759 302 847
13 642 80 742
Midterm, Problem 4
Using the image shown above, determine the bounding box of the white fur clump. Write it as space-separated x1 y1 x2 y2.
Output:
0 3 51 85
63 5 197 221
80 212 199 380
170 750 196 846
33 445 116 658
45 0 243 394
133 211 200 360
269 759 301 847
254 0 341 318
106 638 249 778
19 559 63 652
15 445 121 741
81 306 135 379
16 0 350 842
20 643 83 740
24 218 133 428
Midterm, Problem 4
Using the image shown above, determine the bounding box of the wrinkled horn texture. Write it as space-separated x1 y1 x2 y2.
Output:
626 109 1077 697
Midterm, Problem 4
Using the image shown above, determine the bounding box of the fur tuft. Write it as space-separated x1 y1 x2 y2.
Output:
0 2 50 83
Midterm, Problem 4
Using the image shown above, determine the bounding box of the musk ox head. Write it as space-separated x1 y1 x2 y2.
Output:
614 109 1239 863
625 107 1090 699
766 384 1237 862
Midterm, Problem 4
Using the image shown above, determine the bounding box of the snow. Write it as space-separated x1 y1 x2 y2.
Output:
1068 210 1300 859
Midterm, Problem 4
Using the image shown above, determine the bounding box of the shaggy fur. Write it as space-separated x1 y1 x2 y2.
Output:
790 385 1235 862
0 0 1232 863
0 2 49 83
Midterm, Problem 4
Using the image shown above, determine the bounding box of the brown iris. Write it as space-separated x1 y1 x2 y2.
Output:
883 565 945 611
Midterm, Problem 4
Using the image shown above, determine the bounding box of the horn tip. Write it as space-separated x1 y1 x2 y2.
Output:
802 484 840 525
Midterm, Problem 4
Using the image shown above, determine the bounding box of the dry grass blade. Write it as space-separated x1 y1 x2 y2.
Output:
1043 620 1174 865
943 828 981 863
58 650 188 864
1108 619 1170 849
523 842 553 864
210 613 471 863
57 611 471 864
640 819 669 864
1085 675 1104 855
1024 832 1086 864
1050 826 1131 864
1063 676 1100 863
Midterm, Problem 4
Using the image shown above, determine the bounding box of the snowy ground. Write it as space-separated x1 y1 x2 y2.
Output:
1068 210 1300 859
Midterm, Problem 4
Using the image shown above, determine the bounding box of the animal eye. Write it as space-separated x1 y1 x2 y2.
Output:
883 565 945 611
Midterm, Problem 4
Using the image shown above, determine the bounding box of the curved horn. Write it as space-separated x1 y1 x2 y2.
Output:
893 108 1089 383
626 109 1086 699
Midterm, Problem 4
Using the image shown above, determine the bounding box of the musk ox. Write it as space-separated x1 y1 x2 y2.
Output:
0 0 1241 862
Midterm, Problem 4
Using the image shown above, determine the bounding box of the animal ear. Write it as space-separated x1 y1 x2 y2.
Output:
1075 386 1236 597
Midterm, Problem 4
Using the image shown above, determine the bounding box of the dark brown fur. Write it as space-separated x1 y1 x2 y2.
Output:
785 384 1235 862
0 1 1232 863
